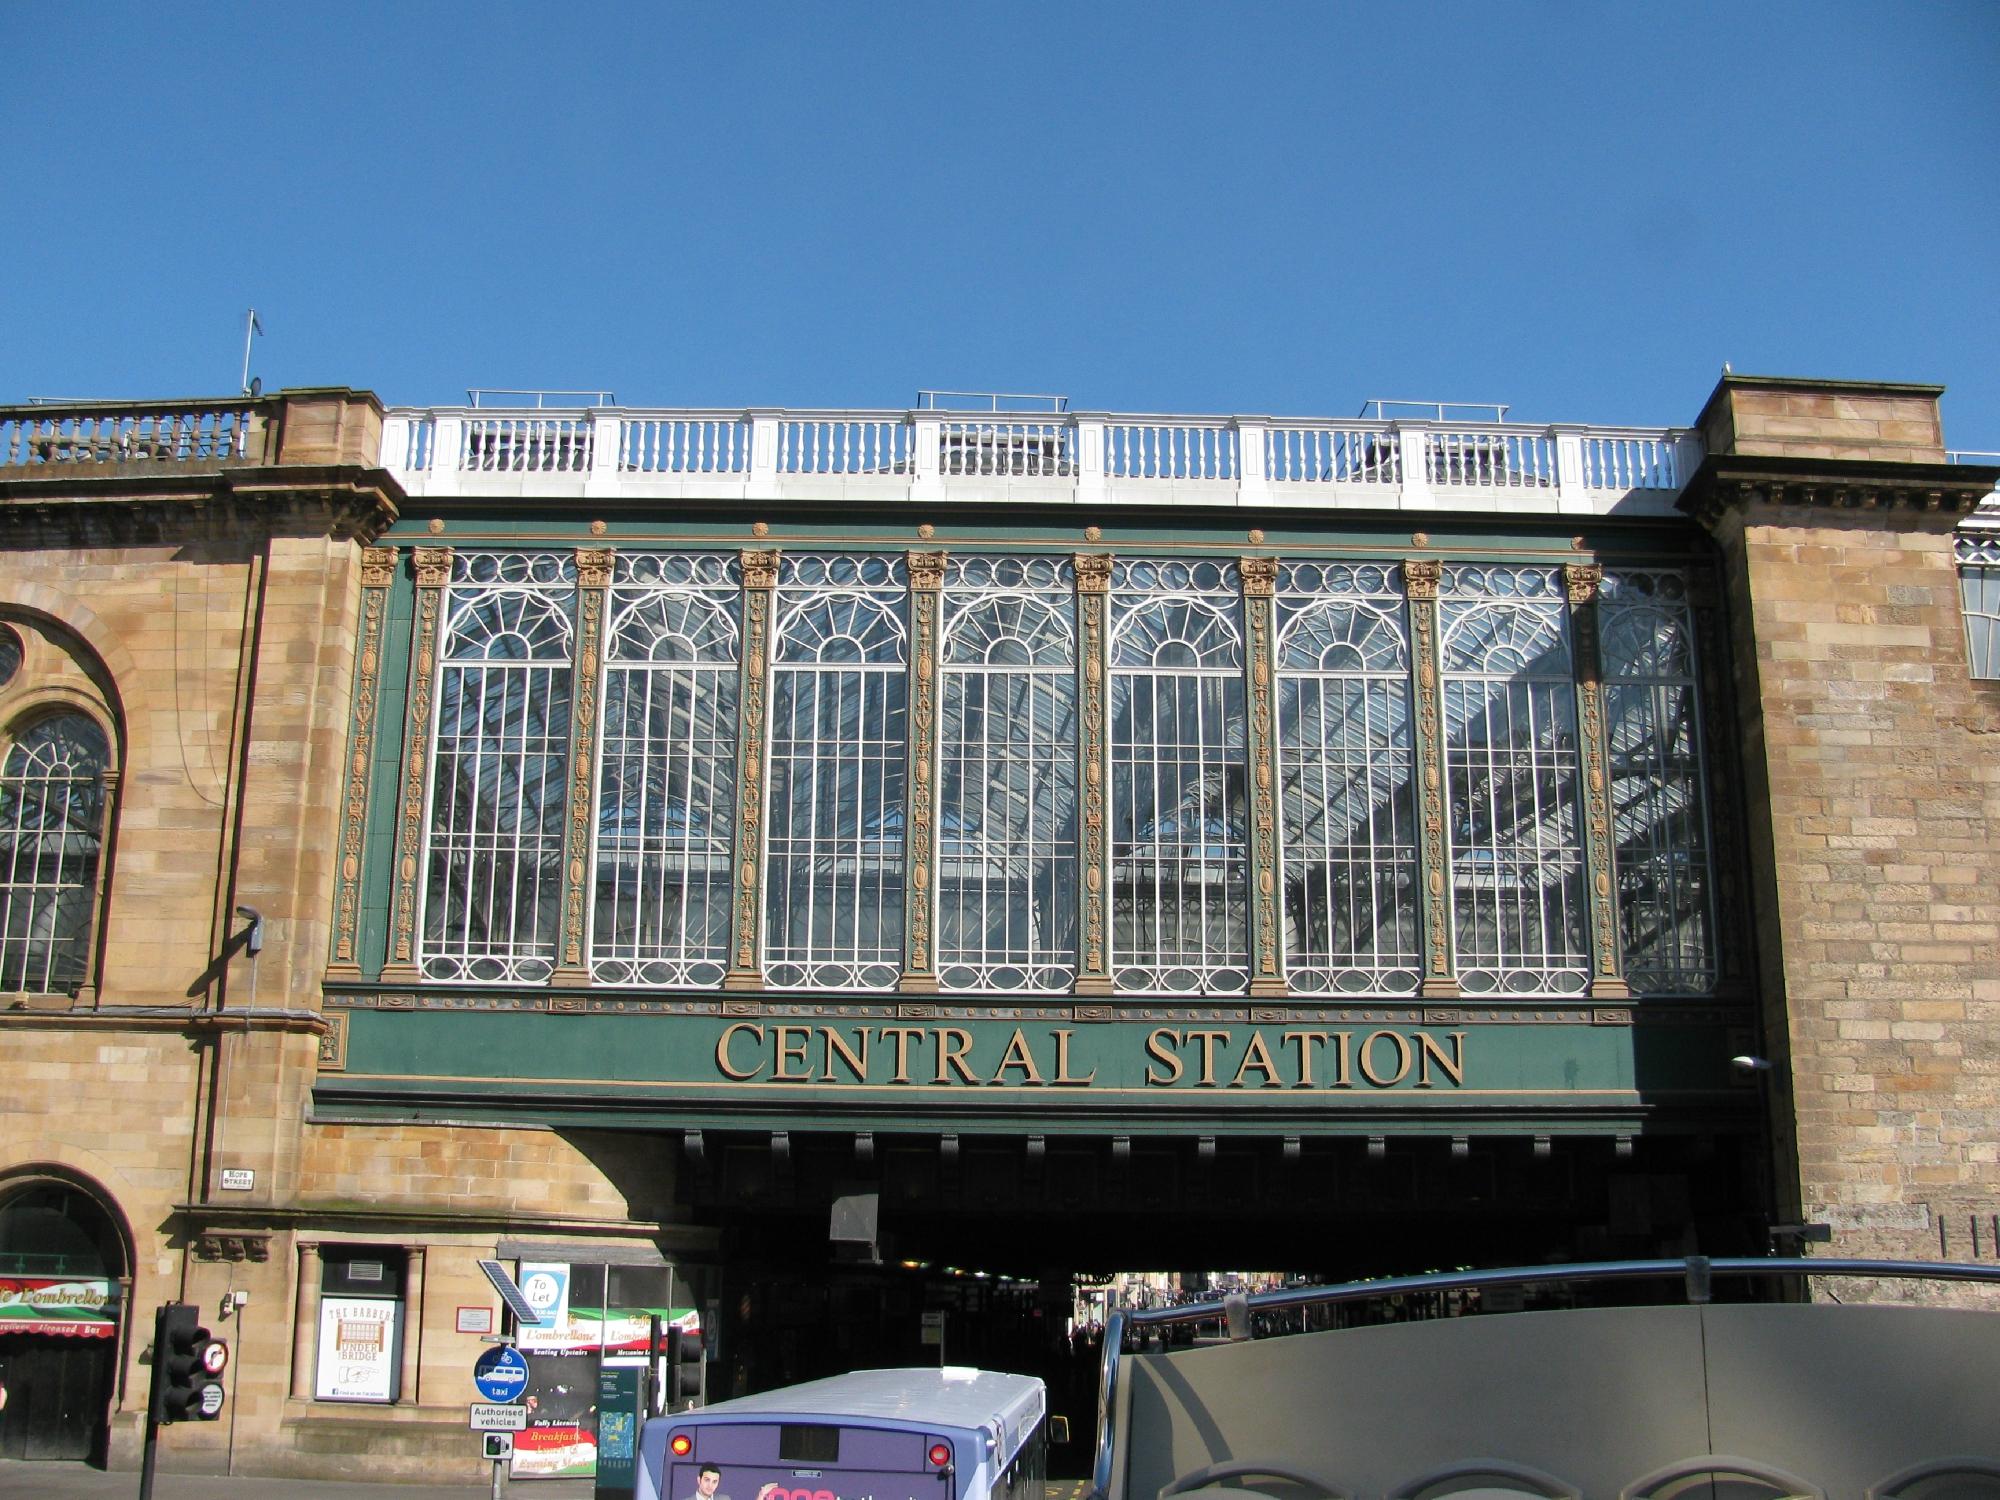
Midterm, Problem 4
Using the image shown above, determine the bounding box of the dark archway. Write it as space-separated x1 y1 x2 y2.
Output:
0 1169 133 1464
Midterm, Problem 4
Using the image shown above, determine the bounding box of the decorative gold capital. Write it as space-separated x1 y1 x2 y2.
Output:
1564 563 1603 606
576 547 615 588
412 546 453 587
360 546 398 588
907 550 948 591
741 548 780 590
1074 553 1113 593
1240 556 1278 596
1404 558 1442 600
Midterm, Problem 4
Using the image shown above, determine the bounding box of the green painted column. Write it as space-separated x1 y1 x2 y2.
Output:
902 550 946 993
328 545 397 979
552 547 613 986
380 545 450 984
1566 562 1631 1001
1074 552 1113 997
1404 557 1459 999
724 549 779 991
1241 555 1286 998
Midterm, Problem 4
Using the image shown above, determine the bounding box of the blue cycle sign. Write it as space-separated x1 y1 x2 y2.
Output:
473 1345 529 1403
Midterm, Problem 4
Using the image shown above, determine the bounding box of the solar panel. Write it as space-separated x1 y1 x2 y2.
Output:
477 1259 547 1328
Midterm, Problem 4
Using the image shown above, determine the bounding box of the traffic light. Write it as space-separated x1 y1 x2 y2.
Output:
152 1303 228 1424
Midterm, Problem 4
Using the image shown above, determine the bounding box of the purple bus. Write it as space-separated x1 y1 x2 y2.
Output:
635 1368 1054 1500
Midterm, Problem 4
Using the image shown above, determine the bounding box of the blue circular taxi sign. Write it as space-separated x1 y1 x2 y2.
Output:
473 1345 529 1403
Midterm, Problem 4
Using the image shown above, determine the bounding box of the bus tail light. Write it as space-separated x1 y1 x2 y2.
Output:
670 1433 693 1457
928 1443 952 1468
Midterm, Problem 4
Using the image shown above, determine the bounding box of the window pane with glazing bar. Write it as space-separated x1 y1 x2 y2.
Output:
766 554 908 990
1440 564 1587 995
938 555 1079 992
1110 559 1248 994
422 552 575 985
1276 562 1420 994
592 553 740 987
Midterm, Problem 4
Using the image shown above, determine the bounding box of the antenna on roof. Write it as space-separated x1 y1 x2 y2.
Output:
241 309 265 396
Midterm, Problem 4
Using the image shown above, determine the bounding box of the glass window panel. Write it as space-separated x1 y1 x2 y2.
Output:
592 555 741 987
1601 569 1717 995
0 713 107 994
1276 562 1420 994
421 552 575 985
766 556 908 990
938 559 1078 992
1957 533 2000 680
1109 560 1248 994
1440 565 1587 996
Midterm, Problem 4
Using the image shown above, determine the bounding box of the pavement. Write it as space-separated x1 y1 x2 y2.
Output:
0 1460 597 1498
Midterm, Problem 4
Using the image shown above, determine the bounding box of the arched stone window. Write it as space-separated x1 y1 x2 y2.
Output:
0 711 110 995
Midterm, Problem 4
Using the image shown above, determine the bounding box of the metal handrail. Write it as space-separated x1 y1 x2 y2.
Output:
1087 1256 2000 1500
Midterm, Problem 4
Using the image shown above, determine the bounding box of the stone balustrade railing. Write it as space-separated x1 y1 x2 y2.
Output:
0 398 268 469
382 406 1704 516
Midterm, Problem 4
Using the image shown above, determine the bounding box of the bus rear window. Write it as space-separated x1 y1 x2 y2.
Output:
779 1425 840 1464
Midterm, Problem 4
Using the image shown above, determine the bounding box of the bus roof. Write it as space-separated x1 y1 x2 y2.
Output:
684 1367 1045 1450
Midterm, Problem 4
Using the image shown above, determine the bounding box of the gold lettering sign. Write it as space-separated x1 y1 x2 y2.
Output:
711 1025 1464 1091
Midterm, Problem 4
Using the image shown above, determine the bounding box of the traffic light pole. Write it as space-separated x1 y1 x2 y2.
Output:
137 1304 168 1500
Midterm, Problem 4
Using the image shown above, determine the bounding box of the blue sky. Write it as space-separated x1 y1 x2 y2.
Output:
5 1 1996 440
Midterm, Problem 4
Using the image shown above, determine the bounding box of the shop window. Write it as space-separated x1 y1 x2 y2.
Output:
315 1246 408 1402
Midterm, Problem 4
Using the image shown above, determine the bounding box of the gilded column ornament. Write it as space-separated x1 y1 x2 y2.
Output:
1689 569 1746 995
1074 553 1113 996
553 547 613 985
1565 562 1630 999
329 546 397 977
725 549 779 990
1240 556 1286 997
901 551 946 993
381 546 451 981
1404 558 1458 998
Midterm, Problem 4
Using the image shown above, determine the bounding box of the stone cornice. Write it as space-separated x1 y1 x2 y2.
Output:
0 463 404 542
1678 452 1999 530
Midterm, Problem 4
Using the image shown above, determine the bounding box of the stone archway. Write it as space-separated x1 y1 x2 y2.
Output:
0 1170 133 1463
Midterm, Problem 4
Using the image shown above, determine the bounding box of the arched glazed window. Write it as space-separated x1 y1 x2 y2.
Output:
1439 565 1588 996
938 555 1079 992
421 552 575 984
765 554 908 990
0 712 110 994
591 554 741 988
1275 562 1420 994
1109 559 1248 994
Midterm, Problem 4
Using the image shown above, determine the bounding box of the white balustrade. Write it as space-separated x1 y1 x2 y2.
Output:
1266 424 1401 484
460 415 593 473
1581 432 1679 491
373 405 1699 514
780 417 910 475
1426 428 1557 488
939 420 1075 478
623 416 751 474
1 402 256 467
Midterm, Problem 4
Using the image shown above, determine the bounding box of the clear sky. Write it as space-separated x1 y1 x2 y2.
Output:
5 1 1996 441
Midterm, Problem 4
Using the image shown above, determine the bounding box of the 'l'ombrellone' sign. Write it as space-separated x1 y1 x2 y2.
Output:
0 1277 121 1337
